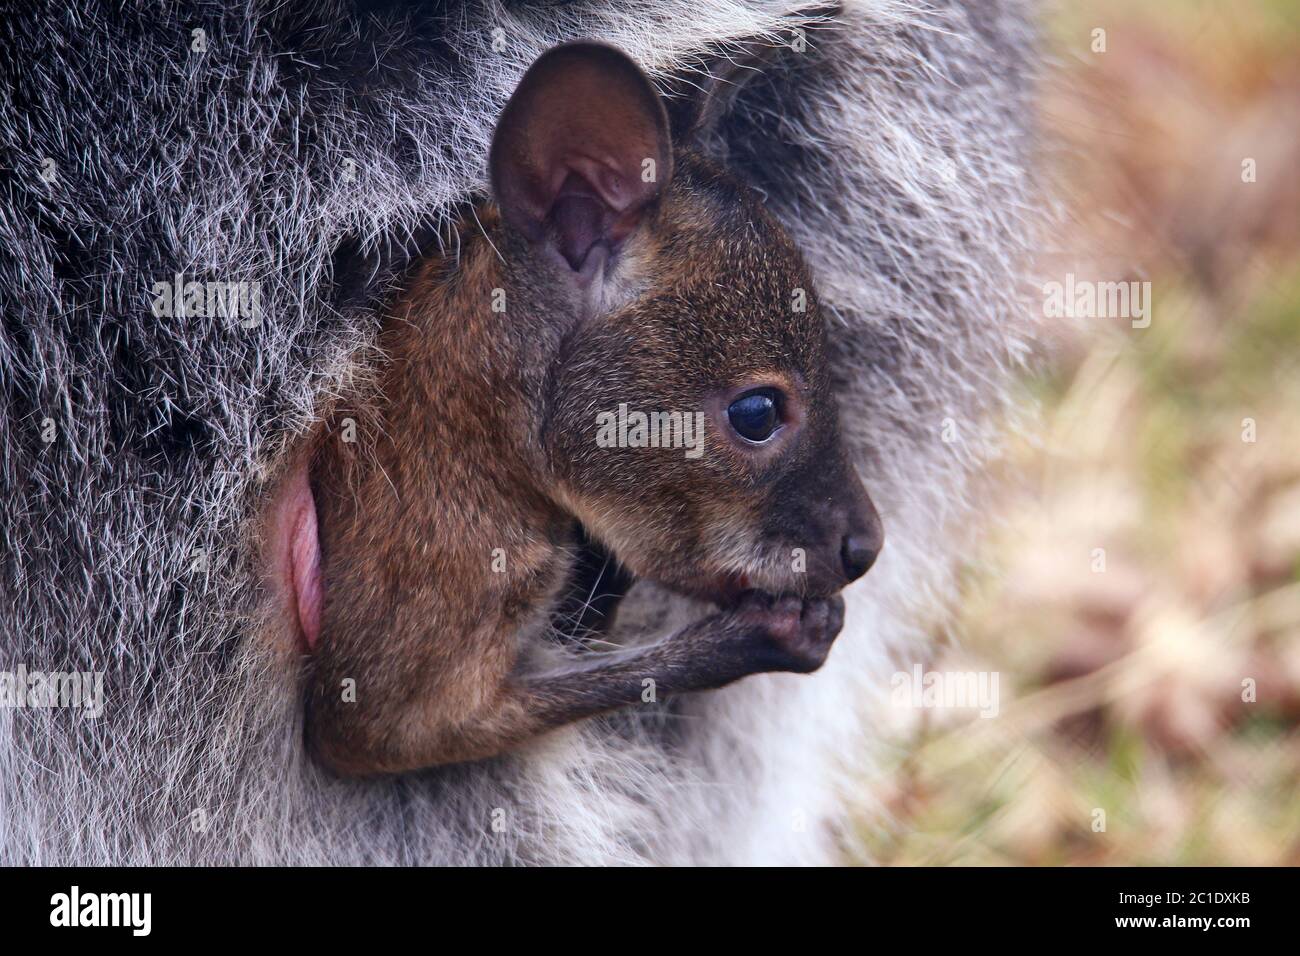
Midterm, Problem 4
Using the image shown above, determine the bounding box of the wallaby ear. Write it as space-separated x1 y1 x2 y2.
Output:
662 37 785 146
663 7 837 146
490 42 672 272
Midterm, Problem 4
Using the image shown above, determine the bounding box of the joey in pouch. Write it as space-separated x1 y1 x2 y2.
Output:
291 43 885 775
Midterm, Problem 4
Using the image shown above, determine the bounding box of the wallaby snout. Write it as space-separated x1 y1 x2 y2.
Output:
773 455 883 597
837 471 884 584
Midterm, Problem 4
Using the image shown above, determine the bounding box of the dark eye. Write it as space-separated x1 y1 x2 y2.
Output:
727 389 781 443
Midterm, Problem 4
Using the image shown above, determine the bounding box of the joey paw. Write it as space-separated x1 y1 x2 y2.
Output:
732 591 846 674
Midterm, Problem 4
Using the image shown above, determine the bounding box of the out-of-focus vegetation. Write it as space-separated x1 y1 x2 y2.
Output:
857 0 1300 865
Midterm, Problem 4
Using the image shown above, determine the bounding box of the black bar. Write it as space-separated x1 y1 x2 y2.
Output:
0 866 1285 941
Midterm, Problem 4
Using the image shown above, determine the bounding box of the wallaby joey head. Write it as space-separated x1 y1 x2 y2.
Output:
284 42 884 776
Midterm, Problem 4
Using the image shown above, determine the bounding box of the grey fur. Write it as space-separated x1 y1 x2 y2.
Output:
0 0 1036 864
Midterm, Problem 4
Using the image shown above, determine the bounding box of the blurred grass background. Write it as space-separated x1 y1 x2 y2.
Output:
855 0 1300 865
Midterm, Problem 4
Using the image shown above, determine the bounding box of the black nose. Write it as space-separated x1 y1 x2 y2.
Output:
840 533 880 582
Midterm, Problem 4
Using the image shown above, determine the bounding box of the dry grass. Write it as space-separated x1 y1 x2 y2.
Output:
855 0 1300 866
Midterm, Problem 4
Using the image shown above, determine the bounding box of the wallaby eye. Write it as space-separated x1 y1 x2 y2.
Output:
727 389 781 443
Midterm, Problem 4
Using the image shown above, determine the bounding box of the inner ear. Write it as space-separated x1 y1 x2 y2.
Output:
489 42 673 271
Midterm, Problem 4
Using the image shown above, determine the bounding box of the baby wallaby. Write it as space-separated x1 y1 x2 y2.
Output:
303 43 884 776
